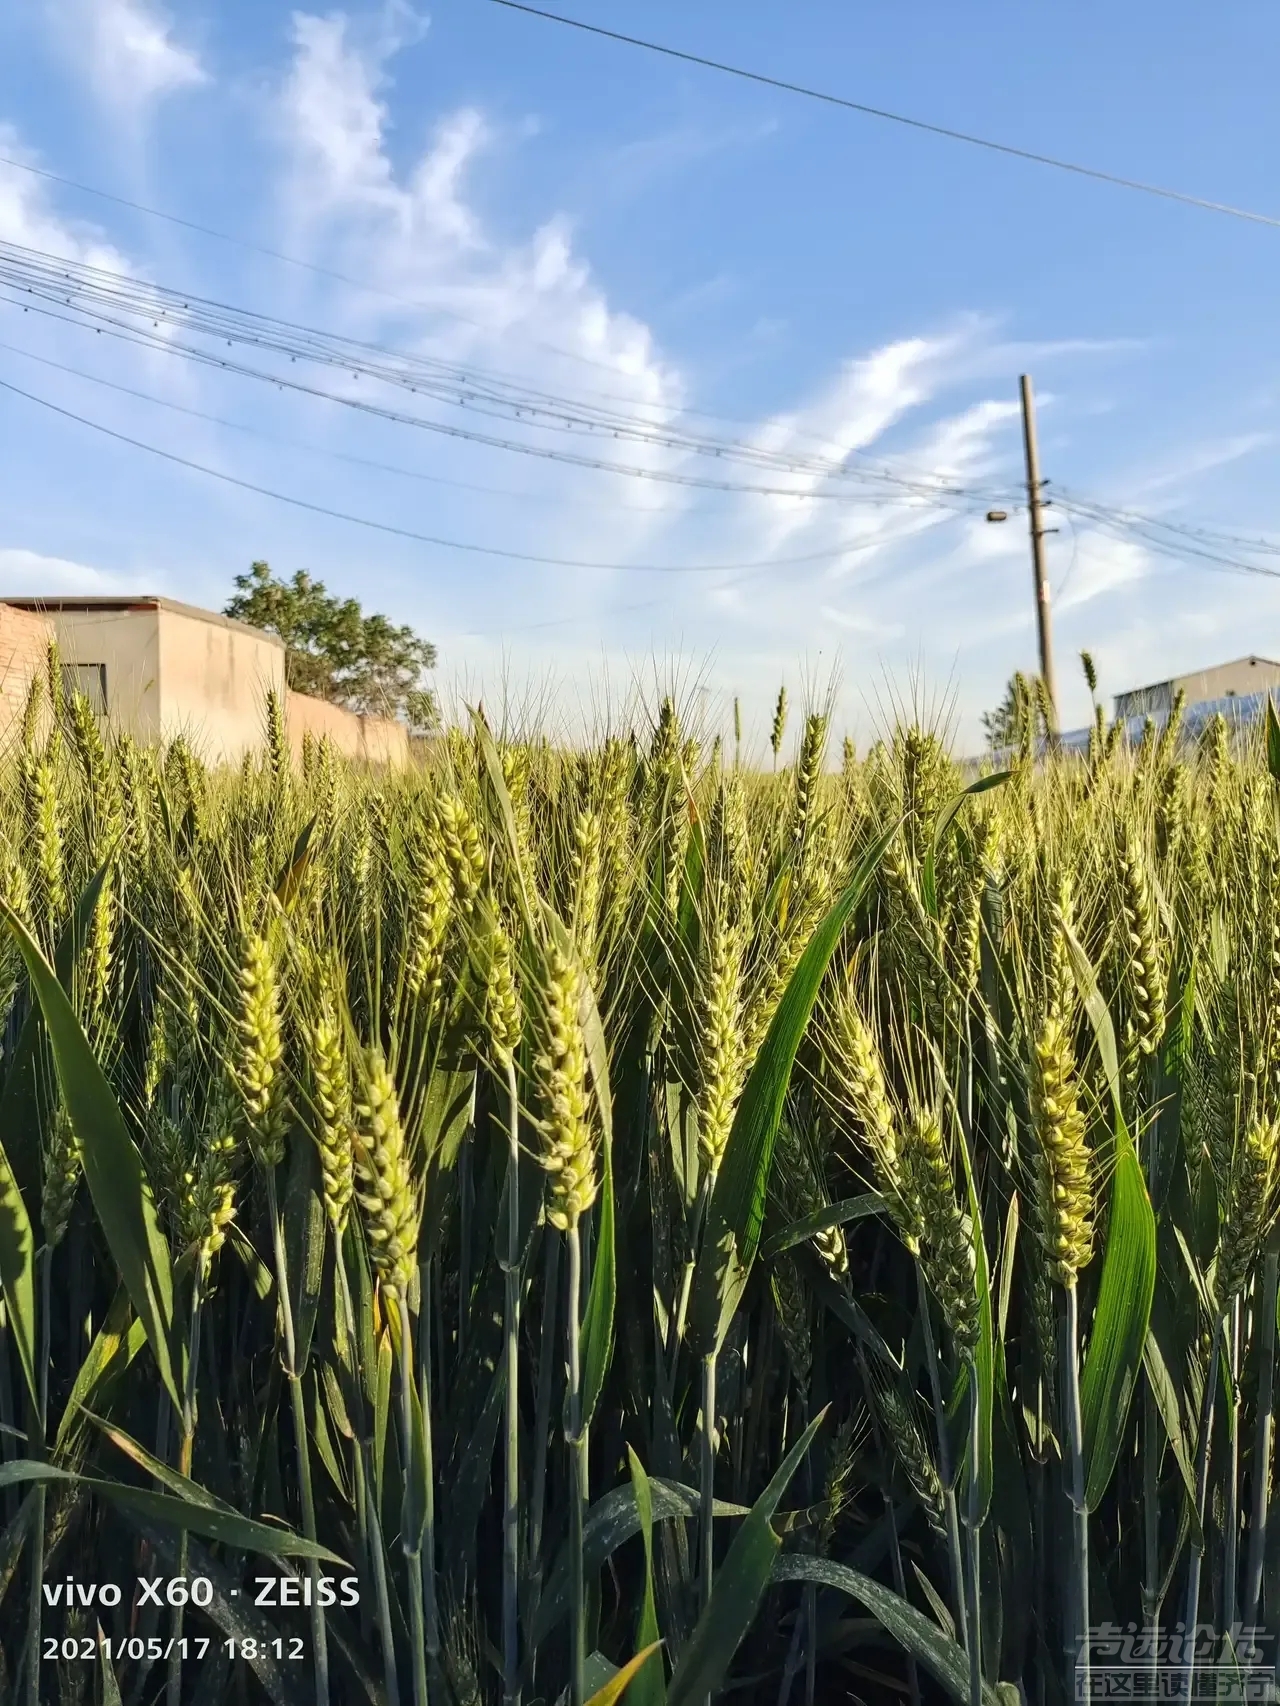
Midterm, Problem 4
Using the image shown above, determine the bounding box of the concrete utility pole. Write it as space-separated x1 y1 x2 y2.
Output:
1019 373 1059 739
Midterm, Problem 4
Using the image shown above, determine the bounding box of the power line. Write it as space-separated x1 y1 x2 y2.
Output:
0 149 656 385
0 146 1028 466
7 292 997 512
0 237 1008 506
1054 509 1081 599
436 531 923 639
4 283 1006 516
1051 494 1280 581
0 372 963 574
0 148 1063 465
1054 487 1280 559
0 223 989 487
33 300 1280 595
489 0 1280 231
445 593 667 638
15 259 1280 594
0 338 691 515
10 342 1280 615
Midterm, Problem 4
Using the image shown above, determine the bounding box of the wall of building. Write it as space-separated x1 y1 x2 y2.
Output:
358 713 409 768
44 606 164 742
4 599 407 767
286 688 408 768
1113 680 1174 721
0 604 53 747
1115 657 1280 722
1174 657 1280 708
157 605 286 763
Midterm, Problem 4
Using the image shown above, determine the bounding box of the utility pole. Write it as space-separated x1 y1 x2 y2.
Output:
1019 373 1059 738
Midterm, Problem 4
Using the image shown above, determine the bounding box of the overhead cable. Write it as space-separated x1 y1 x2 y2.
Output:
0 373 970 574
6 294 1007 515
0 237 1008 505
489 0 1280 231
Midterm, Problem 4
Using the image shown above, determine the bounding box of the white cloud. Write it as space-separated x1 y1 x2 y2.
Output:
272 6 688 599
1127 433 1271 501
1056 531 1150 615
907 398 1022 485
581 116 780 211
0 127 130 268
681 328 1028 662
755 337 943 464
282 11 437 212
0 545 124 594
819 604 905 641
45 0 206 110
277 7 674 409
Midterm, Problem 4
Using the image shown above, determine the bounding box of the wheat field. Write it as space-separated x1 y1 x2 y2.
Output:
0 650 1275 1706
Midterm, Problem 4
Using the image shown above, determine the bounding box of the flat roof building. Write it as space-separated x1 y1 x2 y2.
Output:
5 595 286 763
1 595 408 766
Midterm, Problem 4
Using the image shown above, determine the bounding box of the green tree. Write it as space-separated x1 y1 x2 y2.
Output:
226 561 439 732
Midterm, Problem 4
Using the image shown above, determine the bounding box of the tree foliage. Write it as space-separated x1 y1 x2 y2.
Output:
225 561 438 731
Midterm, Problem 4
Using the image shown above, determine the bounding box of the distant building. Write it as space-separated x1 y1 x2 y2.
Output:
1113 655 1280 723
1 594 408 766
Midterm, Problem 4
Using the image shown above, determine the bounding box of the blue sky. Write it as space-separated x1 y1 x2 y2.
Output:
2 0 1280 751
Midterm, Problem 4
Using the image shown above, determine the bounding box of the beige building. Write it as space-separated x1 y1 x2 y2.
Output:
1 595 408 767
1114 655 1280 722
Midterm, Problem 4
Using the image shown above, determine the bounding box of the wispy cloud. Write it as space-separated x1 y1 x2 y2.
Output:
272 6 689 585
578 116 779 209
47 0 207 110
276 9 676 401
0 126 130 265
1055 531 1150 615
1127 433 1272 501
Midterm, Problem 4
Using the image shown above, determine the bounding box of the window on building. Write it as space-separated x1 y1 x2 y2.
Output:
62 663 108 715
